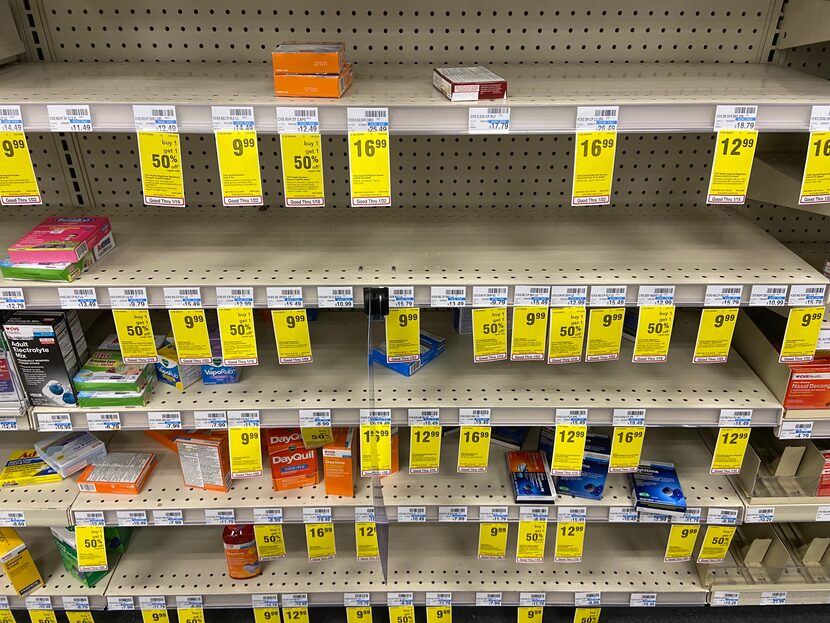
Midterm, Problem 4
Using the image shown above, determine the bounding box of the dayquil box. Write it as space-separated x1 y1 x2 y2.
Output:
782 357 830 409
266 427 304 453
0 527 43 596
269 445 320 492
175 431 231 492
323 427 357 497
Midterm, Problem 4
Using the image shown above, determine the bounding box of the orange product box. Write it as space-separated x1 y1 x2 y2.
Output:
269 446 320 492
176 431 232 493
77 452 157 495
144 429 190 453
274 63 353 98
272 42 346 75
783 357 830 409
323 428 357 497
265 427 305 454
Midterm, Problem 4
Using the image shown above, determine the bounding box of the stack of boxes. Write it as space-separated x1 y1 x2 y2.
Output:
272 42 353 98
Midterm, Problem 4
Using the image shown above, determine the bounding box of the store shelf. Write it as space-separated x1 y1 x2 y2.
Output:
2 527 112 610
2 62 830 134
747 153 830 217
31 309 782 429
383 428 745 523
68 433 375 525
385 523 708 606
103 524 385 608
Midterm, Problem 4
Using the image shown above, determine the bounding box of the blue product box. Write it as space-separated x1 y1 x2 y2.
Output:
538 426 555 465
555 452 609 501
491 427 530 450
371 330 446 377
200 336 240 385
631 460 687 517
585 433 611 456
507 450 556 503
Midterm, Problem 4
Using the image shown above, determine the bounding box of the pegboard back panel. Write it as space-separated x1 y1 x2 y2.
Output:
37 0 781 65
744 200 830 245
78 133 719 211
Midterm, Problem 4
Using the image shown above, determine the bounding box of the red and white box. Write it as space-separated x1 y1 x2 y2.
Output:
432 66 508 101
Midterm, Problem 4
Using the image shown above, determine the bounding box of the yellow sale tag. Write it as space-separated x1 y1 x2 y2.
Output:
141 610 169 623
780 306 824 363
0 131 40 205
609 427 645 473
215 130 262 206
693 308 738 364
572 130 617 206
228 426 262 478
707 130 757 204
517 520 547 563
800 131 830 205
555 521 585 562
218 307 258 365
585 308 624 362
664 524 700 562
301 426 334 448
0 610 15 623
137 131 185 206
710 428 750 475
510 306 548 361
281 134 325 207
112 309 158 363
168 309 212 364
573 608 601 623
349 131 391 206
178 608 204 623
547 307 585 364
28 613 56 623
306 522 336 561
254 524 286 561
282 608 309 623
272 309 313 364
518 607 543 623
388 606 414 623
633 306 675 363
66 614 94 623
697 525 736 563
409 425 441 474
385 308 420 363
76 525 107 571
360 424 392 476
478 523 508 559
355 522 380 560
427 607 451 623
347 608 372 623
458 426 491 472
551 425 587 475
254 608 281 623
472 307 508 363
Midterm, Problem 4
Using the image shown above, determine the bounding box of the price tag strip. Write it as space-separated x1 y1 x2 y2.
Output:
218 307 258 365
693 308 738 364
572 106 619 206
517 507 548 563
360 409 392 477
168 309 212 364
278 107 325 207
547 307 585 364
707 105 758 204
552 410 588 476
457 409 492 473
0 105 41 205
388 593 414 623
255 525 286 561
633 306 675 363
228 410 262 479
710 428 750 475
408 409 441 474
272 309 313 364
800 106 830 205
385 308 420 363
75 525 107 572
585 307 624 362
133 105 185 207
780 307 824 363
47 104 93 133
472 307 508 363
468 107 511 134
697 525 736 563
555 507 586 563
212 106 263 206
112 309 158 363
664 524 700 562
355 507 380 561
299 409 334 448
348 107 391 206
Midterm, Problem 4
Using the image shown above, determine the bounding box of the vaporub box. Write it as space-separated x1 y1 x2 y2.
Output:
3 313 80 407
8 216 113 264
34 432 107 478
323 428 357 497
0 527 43 596
155 343 201 392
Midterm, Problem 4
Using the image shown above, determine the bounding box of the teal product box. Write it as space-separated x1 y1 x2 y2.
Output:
156 343 201 392
371 330 446 376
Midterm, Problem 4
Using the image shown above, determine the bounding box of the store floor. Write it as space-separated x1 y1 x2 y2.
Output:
69 605 826 623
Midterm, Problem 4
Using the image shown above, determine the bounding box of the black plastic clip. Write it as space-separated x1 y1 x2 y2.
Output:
364 287 390 318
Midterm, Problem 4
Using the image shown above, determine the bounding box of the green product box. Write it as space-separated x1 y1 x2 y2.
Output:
73 349 155 393
50 526 134 588
77 375 156 408
0 253 94 283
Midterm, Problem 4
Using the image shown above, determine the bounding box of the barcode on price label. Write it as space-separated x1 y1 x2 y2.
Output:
472 286 508 307
590 285 627 307
47 105 93 132
749 285 787 307
549 286 588 307
637 285 675 306
714 105 757 131
37 412 72 431
116 510 148 526
388 286 415 308
59 287 98 309
216 287 254 308
788 284 827 306
164 287 203 308
133 105 178 133
347 107 388 132
431 286 467 308
211 105 255 132
459 408 491 426
277 107 320 134
0 511 25 527
318 286 354 308
0 288 25 310
705 285 743 307
468 107 511 134
108 287 149 309
514 286 551 306
266 286 304 309
576 105 619 131
779 421 813 439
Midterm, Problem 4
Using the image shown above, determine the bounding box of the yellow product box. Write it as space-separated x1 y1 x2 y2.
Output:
0 449 62 488
0 527 43 596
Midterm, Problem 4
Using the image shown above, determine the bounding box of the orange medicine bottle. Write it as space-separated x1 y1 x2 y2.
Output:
223 524 262 579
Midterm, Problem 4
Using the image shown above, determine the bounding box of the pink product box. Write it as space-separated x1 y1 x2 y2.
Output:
8 216 113 264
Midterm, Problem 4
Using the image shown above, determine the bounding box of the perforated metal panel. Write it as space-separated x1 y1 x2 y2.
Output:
36 1 782 65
